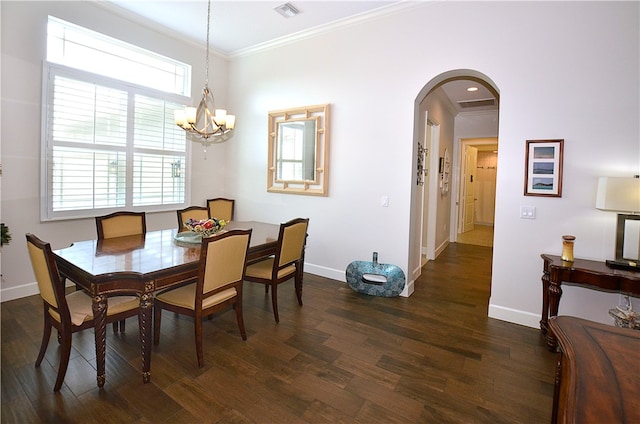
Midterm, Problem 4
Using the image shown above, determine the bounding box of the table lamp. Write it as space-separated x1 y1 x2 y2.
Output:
596 175 640 269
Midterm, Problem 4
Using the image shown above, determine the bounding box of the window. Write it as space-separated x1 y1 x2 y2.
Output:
42 17 191 220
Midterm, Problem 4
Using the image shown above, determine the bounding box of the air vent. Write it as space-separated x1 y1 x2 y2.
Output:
458 98 496 108
275 3 300 18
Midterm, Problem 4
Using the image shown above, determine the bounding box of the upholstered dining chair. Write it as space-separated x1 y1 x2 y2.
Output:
95 210 146 332
26 233 140 392
244 218 309 323
95 211 146 239
207 197 235 222
177 206 209 231
153 229 252 368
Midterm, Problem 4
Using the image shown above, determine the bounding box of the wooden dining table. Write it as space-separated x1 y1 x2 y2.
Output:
53 221 280 387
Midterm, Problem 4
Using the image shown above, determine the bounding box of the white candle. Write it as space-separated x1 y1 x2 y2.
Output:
226 114 236 129
186 107 197 124
215 109 227 126
174 110 185 126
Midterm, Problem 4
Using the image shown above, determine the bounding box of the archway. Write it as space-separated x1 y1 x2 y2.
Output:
407 69 500 294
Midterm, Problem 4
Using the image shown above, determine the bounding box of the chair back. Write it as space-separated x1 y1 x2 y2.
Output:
198 229 252 297
277 218 309 268
26 234 69 322
207 198 235 221
177 206 209 231
96 211 146 239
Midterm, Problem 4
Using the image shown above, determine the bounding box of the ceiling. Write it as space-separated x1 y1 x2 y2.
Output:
102 1 397 55
100 0 498 112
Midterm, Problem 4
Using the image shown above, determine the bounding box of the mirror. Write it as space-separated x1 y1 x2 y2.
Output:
617 214 640 261
268 104 329 196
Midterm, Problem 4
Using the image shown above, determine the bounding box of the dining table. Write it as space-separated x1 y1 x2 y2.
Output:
53 221 283 387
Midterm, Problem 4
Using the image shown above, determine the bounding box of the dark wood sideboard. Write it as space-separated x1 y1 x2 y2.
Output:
540 254 640 350
549 316 640 424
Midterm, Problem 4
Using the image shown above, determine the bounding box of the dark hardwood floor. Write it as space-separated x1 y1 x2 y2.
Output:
1 243 556 423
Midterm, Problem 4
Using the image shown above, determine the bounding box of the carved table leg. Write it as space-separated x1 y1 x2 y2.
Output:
546 281 562 351
540 268 550 334
139 283 154 384
92 294 107 388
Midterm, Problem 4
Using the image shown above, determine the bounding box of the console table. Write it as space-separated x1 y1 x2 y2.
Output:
540 254 640 350
549 316 640 424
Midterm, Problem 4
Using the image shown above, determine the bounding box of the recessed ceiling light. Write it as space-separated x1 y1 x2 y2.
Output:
467 87 479 92
275 3 300 18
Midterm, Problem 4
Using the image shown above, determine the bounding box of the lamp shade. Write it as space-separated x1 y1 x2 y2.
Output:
595 177 640 212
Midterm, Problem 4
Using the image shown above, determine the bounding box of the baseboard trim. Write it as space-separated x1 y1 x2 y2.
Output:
488 303 540 329
2 281 39 302
435 240 448 258
2 280 76 303
304 263 345 282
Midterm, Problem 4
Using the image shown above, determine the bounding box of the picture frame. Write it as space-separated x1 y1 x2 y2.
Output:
524 139 564 197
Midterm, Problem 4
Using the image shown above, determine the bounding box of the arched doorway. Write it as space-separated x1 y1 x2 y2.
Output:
408 69 500 291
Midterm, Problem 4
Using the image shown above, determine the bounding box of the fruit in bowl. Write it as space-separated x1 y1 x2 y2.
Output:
184 218 226 237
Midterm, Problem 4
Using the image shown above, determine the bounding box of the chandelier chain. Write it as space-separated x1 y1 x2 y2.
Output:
205 0 210 87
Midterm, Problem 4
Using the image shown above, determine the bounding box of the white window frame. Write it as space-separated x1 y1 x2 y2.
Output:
41 62 192 221
41 16 194 221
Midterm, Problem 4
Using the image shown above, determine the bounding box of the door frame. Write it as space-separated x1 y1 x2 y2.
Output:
408 69 500 296
455 137 498 237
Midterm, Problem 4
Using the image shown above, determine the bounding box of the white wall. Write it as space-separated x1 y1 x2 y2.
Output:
226 1 639 326
2 2 639 329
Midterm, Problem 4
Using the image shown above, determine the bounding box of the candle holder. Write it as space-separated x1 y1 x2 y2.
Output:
561 235 576 262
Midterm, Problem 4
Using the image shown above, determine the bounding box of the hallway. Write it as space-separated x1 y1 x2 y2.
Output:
457 224 494 247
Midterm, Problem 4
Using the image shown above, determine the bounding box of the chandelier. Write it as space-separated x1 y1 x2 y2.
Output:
174 0 235 147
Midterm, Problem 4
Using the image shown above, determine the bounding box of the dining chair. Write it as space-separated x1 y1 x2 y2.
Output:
153 229 252 367
95 210 146 332
244 218 309 323
207 197 235 222
177 206 209 231
95 211 146 239
26 233 140 392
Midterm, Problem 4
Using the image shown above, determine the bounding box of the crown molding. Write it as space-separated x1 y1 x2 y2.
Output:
230 1 428 59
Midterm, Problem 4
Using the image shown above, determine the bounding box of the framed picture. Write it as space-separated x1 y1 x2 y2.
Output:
524 139 564 197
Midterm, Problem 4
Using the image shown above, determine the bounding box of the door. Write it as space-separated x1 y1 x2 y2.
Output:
462 145 477 233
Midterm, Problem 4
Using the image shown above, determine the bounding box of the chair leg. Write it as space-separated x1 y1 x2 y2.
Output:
295 272 303 306
234 300 247 340
53 331 73 392
112 322 119 333
271 284 279 323
153 305 162 346
35 312 53 367
120 319 126 332
195 316 204 368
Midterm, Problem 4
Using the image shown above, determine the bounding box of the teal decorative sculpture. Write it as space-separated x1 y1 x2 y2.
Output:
345 252 405 297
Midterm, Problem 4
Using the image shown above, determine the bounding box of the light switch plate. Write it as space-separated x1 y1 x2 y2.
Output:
520 206 536 219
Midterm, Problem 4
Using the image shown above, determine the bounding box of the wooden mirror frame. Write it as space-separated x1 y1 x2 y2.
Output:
267 104 330 196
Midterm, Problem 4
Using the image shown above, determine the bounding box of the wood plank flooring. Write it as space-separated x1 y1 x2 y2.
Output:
1 243 556 423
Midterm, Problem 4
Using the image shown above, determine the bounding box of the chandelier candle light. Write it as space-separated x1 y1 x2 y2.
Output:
174 0 235 149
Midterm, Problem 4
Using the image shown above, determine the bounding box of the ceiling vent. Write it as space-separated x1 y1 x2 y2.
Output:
458 98 496 108
275 3 300 18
